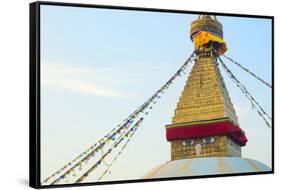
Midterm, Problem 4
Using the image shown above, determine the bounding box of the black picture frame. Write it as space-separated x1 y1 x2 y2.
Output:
29 1 274 189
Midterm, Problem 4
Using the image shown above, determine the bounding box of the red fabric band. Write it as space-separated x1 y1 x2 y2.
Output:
166 121 247 146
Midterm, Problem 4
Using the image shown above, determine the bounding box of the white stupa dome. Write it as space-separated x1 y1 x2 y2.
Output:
144 157 271 179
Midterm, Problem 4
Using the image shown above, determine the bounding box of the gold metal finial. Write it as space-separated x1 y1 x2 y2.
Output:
198 15 217 20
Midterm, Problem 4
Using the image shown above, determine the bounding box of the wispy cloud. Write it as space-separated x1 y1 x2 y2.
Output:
41 63 124 97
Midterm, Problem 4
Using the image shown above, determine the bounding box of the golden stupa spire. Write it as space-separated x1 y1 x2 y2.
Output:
165 15 247 161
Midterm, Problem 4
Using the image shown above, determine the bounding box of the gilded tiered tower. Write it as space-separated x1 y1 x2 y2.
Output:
144 16 270 179
165 15 247 160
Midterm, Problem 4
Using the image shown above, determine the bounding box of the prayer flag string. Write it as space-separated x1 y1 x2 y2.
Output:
97 118 144 181
218 56 272 128
43 51 195 185
222 54 271 88
75 118 144 183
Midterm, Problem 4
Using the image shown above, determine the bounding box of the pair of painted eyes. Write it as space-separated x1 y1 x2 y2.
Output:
182 137 215 146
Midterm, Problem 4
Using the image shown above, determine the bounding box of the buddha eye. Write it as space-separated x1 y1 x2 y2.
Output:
182 139 194 146
202 137 215 144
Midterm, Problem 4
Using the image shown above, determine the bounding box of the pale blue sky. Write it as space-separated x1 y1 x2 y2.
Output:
40 4 272 184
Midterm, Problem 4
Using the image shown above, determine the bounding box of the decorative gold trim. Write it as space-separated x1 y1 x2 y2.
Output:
166 117 231 129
